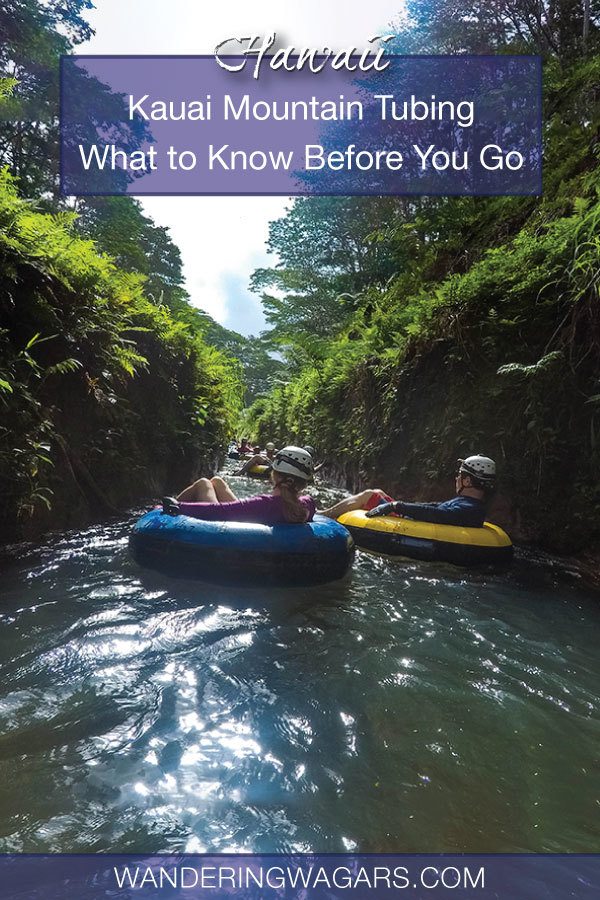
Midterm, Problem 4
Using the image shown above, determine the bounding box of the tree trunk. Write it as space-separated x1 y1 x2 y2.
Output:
583 0 590 51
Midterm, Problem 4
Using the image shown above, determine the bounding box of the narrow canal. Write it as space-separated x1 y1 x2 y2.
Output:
0 467 598 853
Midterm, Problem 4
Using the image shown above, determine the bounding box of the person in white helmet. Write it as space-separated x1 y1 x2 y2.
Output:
320 455 496 528
162 446 315 525
303 445 326 474
366 455 496 526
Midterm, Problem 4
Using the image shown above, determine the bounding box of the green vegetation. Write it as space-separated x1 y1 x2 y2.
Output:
0 0 94 201
203 322 286 405
248 2 600 554
0 2 246 539
0 166 242 538
2 0 599 557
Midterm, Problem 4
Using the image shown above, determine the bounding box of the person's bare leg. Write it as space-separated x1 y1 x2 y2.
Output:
177 477 218 502
234 454 263 475
211 476 238 502
320 489 387 519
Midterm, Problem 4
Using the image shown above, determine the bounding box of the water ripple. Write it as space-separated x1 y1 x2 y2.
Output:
0 507 598 853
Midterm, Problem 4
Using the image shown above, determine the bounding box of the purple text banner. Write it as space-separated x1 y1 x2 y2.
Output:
0 854 598 900
60 55 542 197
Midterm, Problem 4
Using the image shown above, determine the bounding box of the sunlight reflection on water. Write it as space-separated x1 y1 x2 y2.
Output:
0 471 598 853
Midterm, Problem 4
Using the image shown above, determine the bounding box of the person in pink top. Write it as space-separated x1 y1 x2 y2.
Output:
162 446 315 525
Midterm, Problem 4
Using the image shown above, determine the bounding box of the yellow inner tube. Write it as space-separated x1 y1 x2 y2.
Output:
248 464 270 477
338 510 512 548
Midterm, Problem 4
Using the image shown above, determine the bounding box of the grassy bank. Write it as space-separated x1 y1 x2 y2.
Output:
248 60 600 555
0 169 242 541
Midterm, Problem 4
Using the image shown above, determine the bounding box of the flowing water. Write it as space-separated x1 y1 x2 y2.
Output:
0 465 598 854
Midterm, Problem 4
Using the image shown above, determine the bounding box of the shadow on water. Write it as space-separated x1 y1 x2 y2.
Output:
0 487 598 854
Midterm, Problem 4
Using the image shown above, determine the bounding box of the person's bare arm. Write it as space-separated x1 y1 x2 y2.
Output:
320 489 387 519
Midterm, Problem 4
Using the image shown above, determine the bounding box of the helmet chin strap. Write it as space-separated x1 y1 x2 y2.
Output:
458 473 489 496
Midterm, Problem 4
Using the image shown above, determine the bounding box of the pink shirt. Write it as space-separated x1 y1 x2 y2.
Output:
178 493 316 525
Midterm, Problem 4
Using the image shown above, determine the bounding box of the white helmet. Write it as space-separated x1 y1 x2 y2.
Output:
272 446 314 481
458 455 496 485
265 442 275 450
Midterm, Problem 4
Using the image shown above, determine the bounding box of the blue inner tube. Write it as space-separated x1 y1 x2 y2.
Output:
130 509 355 585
